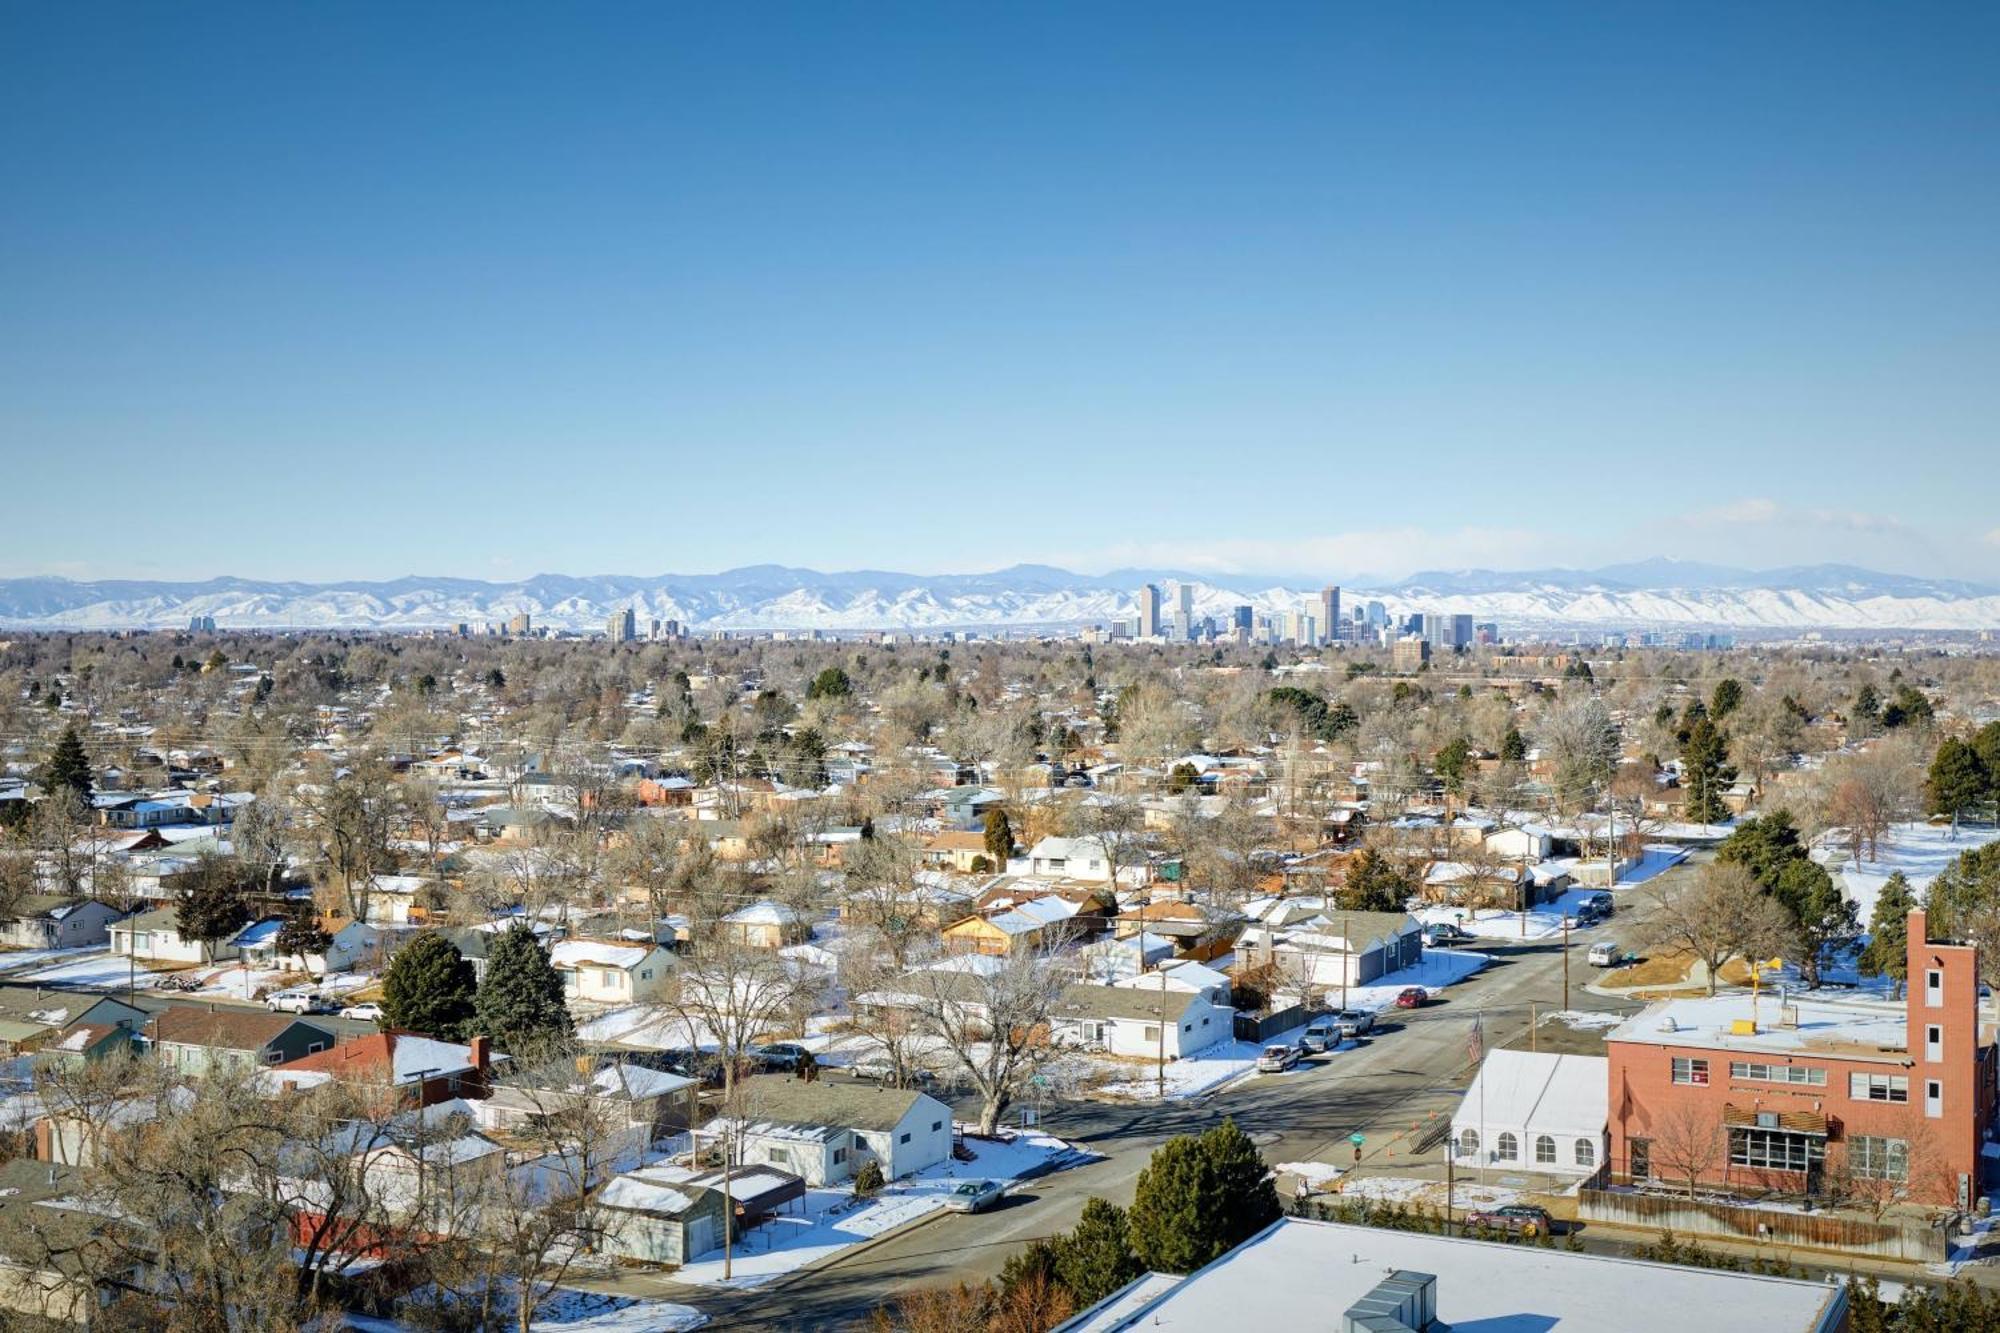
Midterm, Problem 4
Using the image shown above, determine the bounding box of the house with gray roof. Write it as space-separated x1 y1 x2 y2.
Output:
719 1075 954 1186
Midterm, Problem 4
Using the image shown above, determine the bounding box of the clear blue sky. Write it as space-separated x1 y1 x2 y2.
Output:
3 2 1996 584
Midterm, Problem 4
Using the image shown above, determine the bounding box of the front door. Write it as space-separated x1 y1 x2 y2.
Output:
1629 1138 1651 1181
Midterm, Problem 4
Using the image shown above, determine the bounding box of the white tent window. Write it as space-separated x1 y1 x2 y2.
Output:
1496 1132 1518 1161
1534 1135 1556 1165
1458 1129 1479 1158
1574 1139 1595 1167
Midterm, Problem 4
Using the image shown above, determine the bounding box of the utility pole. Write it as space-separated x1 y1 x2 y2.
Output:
1157 964 1168 1100
1341 915 1351 1015
1562 914 1570 1006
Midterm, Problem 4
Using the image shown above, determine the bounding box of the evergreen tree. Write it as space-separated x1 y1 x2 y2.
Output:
473 922 574 1050
274 908 333 974
1128 1119 1280 1274
176 855 252 961
1052 1198 1142 1307
1852 683 1881 729
1709 677 1744 720
41 726 92 803
1717 811 1805 888
1927 737 1989 830
380 931 478 1040
1500 726 1528 763
806 666 853 701
1924 843 2000 977
1881 683 1934 731
983 808 1015 865
1771 859 1856 988
1974 721 2000 803
1679 715 1734 825
1336 848 1411 913
1434 736 1473 798
1858 872 1914 981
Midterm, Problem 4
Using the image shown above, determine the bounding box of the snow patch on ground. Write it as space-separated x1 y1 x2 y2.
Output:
1816 822 2000 924
346 1288 706 1331
1345 948 1491 1012
18 952 164 989
1336 1175 1532 1212
1543 1009 1624 1031
667 1128 1087 1289
1414 890 1602 943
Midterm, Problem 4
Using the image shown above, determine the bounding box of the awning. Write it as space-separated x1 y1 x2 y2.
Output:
1723 1104 1828 1136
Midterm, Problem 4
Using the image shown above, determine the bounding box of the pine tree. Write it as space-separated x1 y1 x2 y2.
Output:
1052 1198 1142 1307
1129 1119 1280 1274
473 922 574 1050
1927 738 1989 830
807 666 853 701
275 909 333 975
1771 859 1856 988
1859 872 1914 981
1434 736 1473 798
380 931 478 1040
41 726 92 803
1500 726 1528 763
175 855 252 960
1709 678 1744 720
1336 848 1411 913
984 809 1015 865
1679 716 1734 825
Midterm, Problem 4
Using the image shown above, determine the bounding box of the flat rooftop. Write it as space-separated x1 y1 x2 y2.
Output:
1607 991 1913 1061
1061 1219 1845 1332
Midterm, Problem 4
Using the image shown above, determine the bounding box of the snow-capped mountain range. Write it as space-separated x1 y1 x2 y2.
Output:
0 562 1995 634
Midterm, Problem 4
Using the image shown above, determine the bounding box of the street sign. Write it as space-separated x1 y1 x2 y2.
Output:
1348 1133 1366 1148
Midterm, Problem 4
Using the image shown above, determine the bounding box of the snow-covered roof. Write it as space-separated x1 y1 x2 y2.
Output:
1454 1049 1607 1139
1608 992 1912 1061
550 939 651 971
722 900 800 926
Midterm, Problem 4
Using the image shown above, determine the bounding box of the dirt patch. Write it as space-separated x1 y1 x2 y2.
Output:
1603 949 1695 987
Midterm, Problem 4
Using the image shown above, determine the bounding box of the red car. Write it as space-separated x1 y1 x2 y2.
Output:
1394 987 1429 1009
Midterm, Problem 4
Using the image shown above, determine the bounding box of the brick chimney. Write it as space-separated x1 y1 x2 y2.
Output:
469 1034 490 1075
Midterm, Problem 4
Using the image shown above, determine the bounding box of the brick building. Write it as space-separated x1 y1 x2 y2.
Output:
1605 910 1996 1208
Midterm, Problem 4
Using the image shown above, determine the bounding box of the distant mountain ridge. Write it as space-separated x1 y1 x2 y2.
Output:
0 562 1995 633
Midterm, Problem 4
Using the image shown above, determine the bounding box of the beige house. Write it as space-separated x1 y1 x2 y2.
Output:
549 938 674 1007
719 900 810 950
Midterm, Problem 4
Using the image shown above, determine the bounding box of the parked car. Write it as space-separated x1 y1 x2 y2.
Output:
1423 922 1473 947
267 989 334 1015
848 1056 937 1088
1301 1021 1339 1052
1587 941 1632 968
1332 1009 1375 1038
1394 987 1429 1009
753 1042 811 1072
338 1002 383 1022
1584 892 1614 917
942 1179 1008 1213
1257 1043 1302 1073
1465 1204 1554 1237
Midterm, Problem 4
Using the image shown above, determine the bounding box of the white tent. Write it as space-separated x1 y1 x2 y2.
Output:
1451 1049 1608 1178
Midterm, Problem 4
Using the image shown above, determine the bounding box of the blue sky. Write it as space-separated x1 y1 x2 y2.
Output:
2 2 1996 584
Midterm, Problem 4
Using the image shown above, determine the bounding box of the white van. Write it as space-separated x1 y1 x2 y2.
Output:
1587 941 1622 968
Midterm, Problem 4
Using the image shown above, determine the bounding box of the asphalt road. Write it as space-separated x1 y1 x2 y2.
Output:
635 882 1675 1331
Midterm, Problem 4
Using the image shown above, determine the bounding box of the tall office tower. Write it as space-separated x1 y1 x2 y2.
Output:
1176 582 1196 639
1287 611 1318 646
1450 614 1474 651
1366 600 1388 629
1232 605 1253 635
1137 584 1162 638
608 607 636 642
507 612 533 636
1320 586 1341 644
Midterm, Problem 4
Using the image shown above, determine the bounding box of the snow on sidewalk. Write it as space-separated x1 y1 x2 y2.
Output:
667 1128 1088 1290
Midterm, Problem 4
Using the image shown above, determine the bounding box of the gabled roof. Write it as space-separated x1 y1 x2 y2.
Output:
1053 983 1200 1025
150 1008 332 1053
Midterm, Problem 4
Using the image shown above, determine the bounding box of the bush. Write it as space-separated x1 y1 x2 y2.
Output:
853 1158 885 1198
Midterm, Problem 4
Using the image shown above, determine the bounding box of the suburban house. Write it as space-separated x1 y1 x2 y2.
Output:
942 895 1080 956
549 938 675 1008
0 1159 144 1325
1020 835 1143 884
110 906 234 965
719 900 810 950
1049 982 1232 1060
921 831 994 873
268 1032 499 1109
1233 911 1423 993
146 1009 337 1075
722 1077 954 1186
474 1060 696 1152
0 896 124 952
597 1162 806 1266
835 874 973 930
1604 909 1995 1206
1452 1049 1609 1180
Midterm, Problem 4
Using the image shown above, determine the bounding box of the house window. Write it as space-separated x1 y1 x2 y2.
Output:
264 1050 281 1064
1495 1132 1518 1161
1729 1128 1823 1172
1925 1079 1943 1119
1574 1139 1595 1168
1142 1025 1161 1043
1851 1136 1908 1182
1670 1057 1709 1086
832 1147 847 1164
1728 1062 1826 1086
130 932 150 951
1535 1135 1557 1165
1850 1073 1908 1103
899 1132 911 1144
306 1042 326 1055
641 969 653 981
1926 1025 1943 1062
1458 1129 1479 1158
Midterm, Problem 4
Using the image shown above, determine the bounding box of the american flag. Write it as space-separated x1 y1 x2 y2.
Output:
1467 1011 1484 1065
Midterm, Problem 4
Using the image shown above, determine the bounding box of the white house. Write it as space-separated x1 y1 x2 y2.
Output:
111 906 231 965
1451 1048 1608 1179
1235 911 1423 992
722 1077 954 1186
0 896 124 952
1049 983 1233 1060
1018 835 1146 885
550 938 674 1008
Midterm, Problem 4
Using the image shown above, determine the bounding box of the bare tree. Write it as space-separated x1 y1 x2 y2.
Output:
909 943 1075 1135
1641 861 1798 995
1648 1101 1724 1200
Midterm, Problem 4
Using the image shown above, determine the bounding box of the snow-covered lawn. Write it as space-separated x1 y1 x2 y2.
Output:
347 1287 705 1332
668 1128 1087 1290
1616 845 1691 886
1345 948 1490 1012
18 952 165 989
1542 1009 1623 1031
1816 821 2000 923
1336 1175 1533 1212
0 945 103 974
1095 1037 1283 1100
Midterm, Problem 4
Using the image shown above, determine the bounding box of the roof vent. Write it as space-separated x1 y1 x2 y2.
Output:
1343 1269 1438 1333
1658 1017 1678 1033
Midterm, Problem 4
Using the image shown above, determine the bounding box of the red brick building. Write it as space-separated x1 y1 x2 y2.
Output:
1606 910 1996 1208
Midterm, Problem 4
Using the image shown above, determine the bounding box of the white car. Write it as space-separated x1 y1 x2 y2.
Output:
267 989 333 1015
339 1002 384 1022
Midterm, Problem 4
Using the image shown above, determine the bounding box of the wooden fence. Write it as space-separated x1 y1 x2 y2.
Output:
1576 1187 1946 1261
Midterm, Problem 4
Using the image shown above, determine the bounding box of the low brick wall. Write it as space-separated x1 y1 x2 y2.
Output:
1576 1188 1945 1262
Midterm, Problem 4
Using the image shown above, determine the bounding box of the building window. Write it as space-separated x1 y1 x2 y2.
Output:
1926 969 1943 1007
1143 1025 1161 1043
1496 1132 1518 1161
1926 1025 1943 1062
932 1121 942 1132
899 1132 911 1144
1926 1079 1943 1119
1535 1135 1557 1165
1728 1061 1826 1086
1459 1129 1479 1158
832 1147 846 1164
1850 1136 1908 1182
1850 1073 1909 1103
1728 1128 1823 1172
1671 1057 1710 1086
1575 1139 1595 1168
